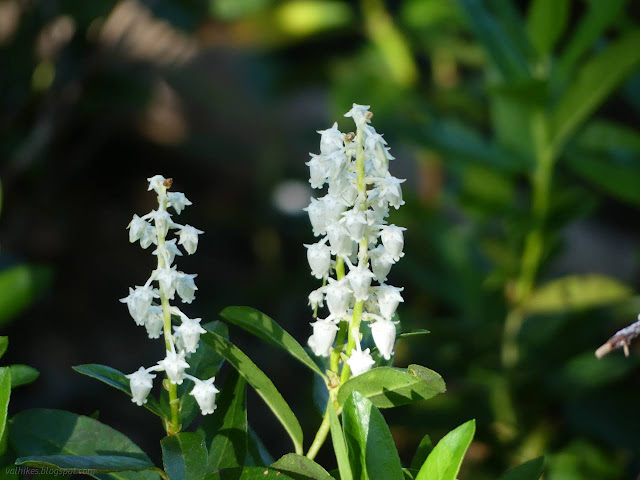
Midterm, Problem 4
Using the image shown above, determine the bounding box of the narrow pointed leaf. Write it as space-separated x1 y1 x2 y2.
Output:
527 0 569 56
205 467 295 480
161 433 208 480
498 456 544 480
202 326 303 455
0 368 10 442
199 370 248 471
73 364 167 418
341 391 403 480
328 401 352 480
415 420 476 480
220 307 326 379
15 455 154 473
0 337 7 359
409 435 432 471
337 365 445 408
271 454 334 480
9 365 39 388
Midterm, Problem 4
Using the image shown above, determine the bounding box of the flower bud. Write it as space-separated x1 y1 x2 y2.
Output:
347 348 375 377
126 367 156 406
305 241 331 279
158 350 190 385
190 378 220 415
304 198 327 237
147 175 167 194
371 320 396 360
380 225 406 261
308 320 338 357
306 154 328 189
347 265 375 301
179 225 204 255
325 278 352 318
308 288 324 310
376 285 404 319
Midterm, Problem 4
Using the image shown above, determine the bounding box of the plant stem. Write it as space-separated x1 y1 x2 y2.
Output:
330 321 347 373
306 404 332 460
157 193 181 434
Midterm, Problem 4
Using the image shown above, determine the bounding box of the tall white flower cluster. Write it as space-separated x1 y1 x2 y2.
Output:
305 104 405 377
120 175 218 416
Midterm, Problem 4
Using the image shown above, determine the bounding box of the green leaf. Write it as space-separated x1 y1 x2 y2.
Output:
409 435 432 471
8 365 39 388
397 329 430 339
337 365 446 408
9 409 157 480
575 120 640 155
557 0 627 77
73 364 167 418
551 31 640 151
522 274 633 315
0 337 7 359
15 455 154 473
498 456 545 480
205 467 295 480
415 419 476 480
328 401 352 480
341 391 403 480
199 370 248 471
402 469 419 480
220 307 326 379
271 454 334 480
0 265 52 327
246 426 274 467
202 326 304 455
0 368 10 442
161 433 208 480
456 0 530 80
527 0 569 56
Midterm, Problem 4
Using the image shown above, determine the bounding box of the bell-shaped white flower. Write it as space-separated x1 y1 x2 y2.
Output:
347 348 375 377
308 320 338 357
140 224 157 249
120 285 156 325
153 239 183 267
176 273 198 304
174 317 206 354
371 319 396 360
318 122 344 155
147 175 167 194
325 222 353 258
369 245 395 282
341 209 368 242
158 350 190 385
151 209 173 238
380 225 406 261
179 225 204 255
308 288 324 310
304 197 327 237
321 194 346 224
305 241 331 279
344 103 371 127
167 192 192 214
128 215 148 243
376 285 404 319
377 174 405 210
329 171 358 205
126 367 156 406
156 267 179 300
325 278 352 319
306 154 329 189
190 377 219 415
144 306 164 339
346 264 375 301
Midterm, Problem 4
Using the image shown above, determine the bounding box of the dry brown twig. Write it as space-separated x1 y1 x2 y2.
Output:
595 317 640 359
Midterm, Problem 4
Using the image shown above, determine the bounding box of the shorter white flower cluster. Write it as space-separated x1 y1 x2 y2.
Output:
305 104 406 377
121 175 218 415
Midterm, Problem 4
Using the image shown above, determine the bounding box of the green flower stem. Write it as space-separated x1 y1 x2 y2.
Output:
330 321 347 373
157 193 181 435
336 256 345 279
306 403 331 460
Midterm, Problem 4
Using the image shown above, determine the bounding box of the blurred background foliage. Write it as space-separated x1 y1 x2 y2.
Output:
0 0 639 478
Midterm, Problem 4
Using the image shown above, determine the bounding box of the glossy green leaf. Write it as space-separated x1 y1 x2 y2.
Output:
202 326 303 455
498 456 544 480
557 0 627 77
328 400 352 480
415 419 476 480
220 307 325 379
0 337 7 359
15 455 154 473
337 365 445 408
205 467 295 480
551 31 640 151
0 368 10 442
342 391 403 480
199 370 248 471
402 469 419 480
409 435 432 471
9 364 39 388
456 0 529 80
0 265 52 327
522 275 633 314
161 433 208 480
73 364 167 418
575 120 640 154
271 454 334 480
9 409 157 480
527 0 569 56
